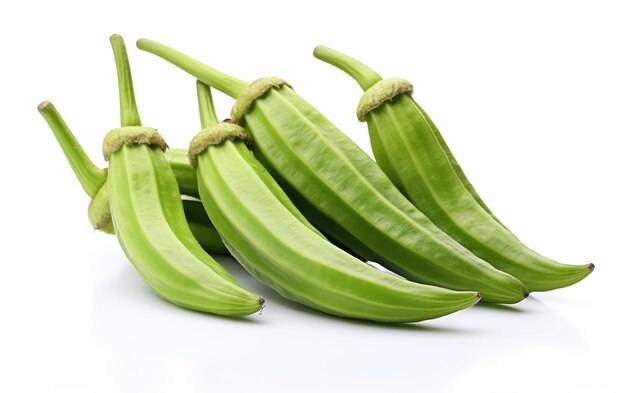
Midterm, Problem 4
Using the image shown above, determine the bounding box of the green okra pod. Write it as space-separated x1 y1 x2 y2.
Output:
313 45 594 292
103 34 262 315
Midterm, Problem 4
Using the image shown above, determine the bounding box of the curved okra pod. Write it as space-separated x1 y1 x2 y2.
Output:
38 101 226 253
190 81 480 322
137 38 528 303
313 46 594 292
103 34 262 315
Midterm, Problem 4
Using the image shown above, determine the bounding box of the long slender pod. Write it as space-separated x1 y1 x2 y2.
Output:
313 46 594 292
38 102 226 252
105 34 262 315
190 81 480 322
138 39 528 303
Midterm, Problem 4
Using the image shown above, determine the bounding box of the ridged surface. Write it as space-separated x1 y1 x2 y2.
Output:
108 144 262 315
414 101 505 225
239 87 527 303
196 140 481 322
367 95 593 291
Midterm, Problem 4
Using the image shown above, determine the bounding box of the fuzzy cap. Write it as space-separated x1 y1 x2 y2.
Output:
231 77 292 124
357 78 413 121
102 126 168 161
88 180 114 234
188 122 251 167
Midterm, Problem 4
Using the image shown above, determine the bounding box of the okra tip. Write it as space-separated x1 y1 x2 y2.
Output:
37 100 51 112
109 33 123 42
312 45 329 56
135 38 151 49
312 45 339 63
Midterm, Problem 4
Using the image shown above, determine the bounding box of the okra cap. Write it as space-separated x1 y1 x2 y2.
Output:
88 180 114 234
357 78 413 121
188 122 252 167
102 126 168 161
231 77 292 124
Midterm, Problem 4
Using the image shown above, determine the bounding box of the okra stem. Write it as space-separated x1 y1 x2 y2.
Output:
136 38 248 98
110 34 142 127
38 101 107 197
196 81 219 129
313 46 382 90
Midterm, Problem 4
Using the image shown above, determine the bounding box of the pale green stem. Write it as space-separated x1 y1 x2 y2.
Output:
196 81 220 129
38 101 107 197
110 34 142 127
313 45 382 91
137 38 248 98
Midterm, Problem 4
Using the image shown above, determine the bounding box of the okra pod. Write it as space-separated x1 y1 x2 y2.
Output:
313 46 594 292
103 35 262 315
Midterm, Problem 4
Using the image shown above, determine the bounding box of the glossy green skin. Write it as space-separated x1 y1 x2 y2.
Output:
241 87 527 303
367 95 593 291
196 140 480 322
108 144 263 315
132 149 226 253
417 105 505 227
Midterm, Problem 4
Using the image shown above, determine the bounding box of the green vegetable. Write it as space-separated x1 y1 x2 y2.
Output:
166 148 200 197
182 196 228 255
313 45 594 292
38 101 227 253
37 102 107 199
189 80 480 322
104 34 262 315
138 38 528 303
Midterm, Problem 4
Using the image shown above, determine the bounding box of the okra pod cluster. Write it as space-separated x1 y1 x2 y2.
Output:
39 35 593 323
312 46 594 292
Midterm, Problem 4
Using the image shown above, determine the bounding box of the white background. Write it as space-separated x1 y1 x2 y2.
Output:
1 1 624 392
